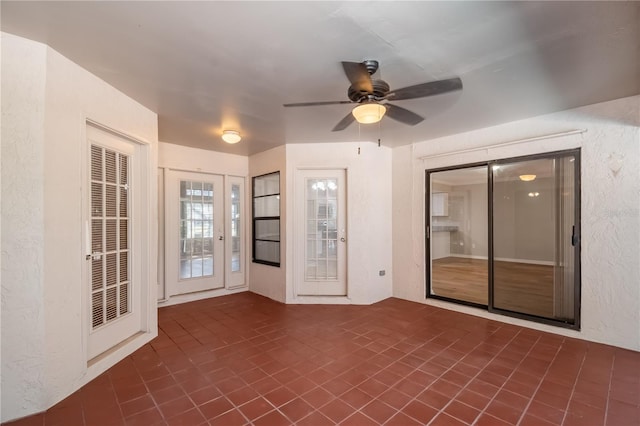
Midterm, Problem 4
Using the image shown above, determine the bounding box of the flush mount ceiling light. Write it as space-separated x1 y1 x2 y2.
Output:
519 174 536 181
222 130 241 144
352 103 386 124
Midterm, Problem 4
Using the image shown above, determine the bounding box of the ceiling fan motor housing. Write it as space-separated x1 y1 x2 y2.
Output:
348 79 390 102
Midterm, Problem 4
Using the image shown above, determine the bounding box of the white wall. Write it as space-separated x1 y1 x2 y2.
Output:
286 142 393 305
1 32 48 422
157 142 249 305
393 95 640 351
248 146 287 303
1 33 158 422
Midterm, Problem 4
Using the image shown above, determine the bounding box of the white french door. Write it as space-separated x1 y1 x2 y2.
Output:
86 125 143 360
165 170 226 295
295 169 347 296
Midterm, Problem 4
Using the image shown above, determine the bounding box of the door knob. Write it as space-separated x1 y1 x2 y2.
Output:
219 236 224 241
340 237 346 242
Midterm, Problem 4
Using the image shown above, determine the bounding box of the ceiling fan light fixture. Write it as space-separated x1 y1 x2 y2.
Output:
352 103 386 124
519 174 536 181
222 130 241 144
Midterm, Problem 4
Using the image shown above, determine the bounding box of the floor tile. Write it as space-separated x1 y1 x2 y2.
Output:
280 397 315 422
5 292 640 426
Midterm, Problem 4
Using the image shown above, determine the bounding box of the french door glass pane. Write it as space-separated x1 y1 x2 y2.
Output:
492 155 577 322
231 183 241 272
305 178 339 281
179 179 215 280
429 166 488 305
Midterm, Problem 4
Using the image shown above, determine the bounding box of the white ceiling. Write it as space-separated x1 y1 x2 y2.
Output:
2 1 638 156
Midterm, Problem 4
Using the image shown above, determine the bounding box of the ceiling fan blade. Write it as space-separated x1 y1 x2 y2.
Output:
283 100 353 107
385 103 424 125
387 77 462 101
341 61 374 93
332 111 355 131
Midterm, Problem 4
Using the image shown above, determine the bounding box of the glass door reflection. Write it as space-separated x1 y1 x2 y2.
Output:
492 154 578 324
429 166 488 306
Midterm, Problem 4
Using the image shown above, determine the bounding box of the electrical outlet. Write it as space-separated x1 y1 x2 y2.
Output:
379 270 386 276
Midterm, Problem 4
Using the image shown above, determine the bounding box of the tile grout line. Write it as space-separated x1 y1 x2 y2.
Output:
427 327 543 426
514 337 569 426
557 347 588 426
603 350 616 426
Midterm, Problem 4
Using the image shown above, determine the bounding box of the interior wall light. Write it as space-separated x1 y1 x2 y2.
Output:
222 130 241 144
352 103 386 124
519 174 536 181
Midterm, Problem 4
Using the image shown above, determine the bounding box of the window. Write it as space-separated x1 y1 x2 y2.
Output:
252 172 280 266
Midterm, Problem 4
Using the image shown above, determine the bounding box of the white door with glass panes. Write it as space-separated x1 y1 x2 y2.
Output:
86 125 144 360
165 170 225 295
295 169 347 296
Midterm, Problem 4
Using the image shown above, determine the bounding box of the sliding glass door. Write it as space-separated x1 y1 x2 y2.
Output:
427 149 580 328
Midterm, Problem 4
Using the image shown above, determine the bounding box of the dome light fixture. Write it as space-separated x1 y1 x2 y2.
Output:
352 103 386 124
222 130 241 144
519 174 536 181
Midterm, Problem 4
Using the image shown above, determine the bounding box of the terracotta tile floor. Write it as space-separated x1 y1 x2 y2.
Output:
5 292 640 426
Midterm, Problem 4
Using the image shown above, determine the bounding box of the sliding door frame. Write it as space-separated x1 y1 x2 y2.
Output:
425 149 581 330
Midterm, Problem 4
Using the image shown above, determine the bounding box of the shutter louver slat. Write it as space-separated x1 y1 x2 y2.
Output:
119 283 128 315
91 183 103 216
106 185 117 217
120 187 128 217
120 251 128 282
119 155 128 185
106 287 117 321
106 220 117 252
106 253 117 287
91 219 103 252
91 258 103 291
105 150 117 183
91 146 103 181
92 291 104 328
120 220 128 250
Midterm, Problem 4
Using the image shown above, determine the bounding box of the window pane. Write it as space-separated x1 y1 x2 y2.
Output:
254 172 280 197
429 166 488 305
254 195 280 217
255 240 280 264
231 183 241 272
493 156 576 323
255 219 280 241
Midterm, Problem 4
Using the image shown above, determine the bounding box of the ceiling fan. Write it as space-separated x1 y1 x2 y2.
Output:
283 60 462 131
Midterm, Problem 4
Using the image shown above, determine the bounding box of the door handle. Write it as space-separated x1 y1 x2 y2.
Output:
219 236 224 241
571 225 579 246
85 251 102 261
340 237 346 242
